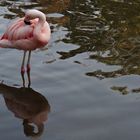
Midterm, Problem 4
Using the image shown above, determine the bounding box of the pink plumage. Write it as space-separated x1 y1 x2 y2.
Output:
0 9 51 86
0 10 51 50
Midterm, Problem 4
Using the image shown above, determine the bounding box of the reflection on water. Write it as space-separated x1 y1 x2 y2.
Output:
0 82 50 137
55 0 140 92
111 86 140 95
58 0 140 80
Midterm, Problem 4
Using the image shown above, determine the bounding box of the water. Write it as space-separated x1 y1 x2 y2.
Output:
0 0 140 139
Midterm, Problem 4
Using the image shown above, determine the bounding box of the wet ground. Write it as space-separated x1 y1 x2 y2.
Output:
0 0 140 140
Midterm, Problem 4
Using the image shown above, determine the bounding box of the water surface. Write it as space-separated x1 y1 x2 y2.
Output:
0 0 140 140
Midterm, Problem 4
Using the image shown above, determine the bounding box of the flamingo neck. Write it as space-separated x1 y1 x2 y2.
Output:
31 10 50 45
34 18 49 45
37 12 46 25
26 10 46 25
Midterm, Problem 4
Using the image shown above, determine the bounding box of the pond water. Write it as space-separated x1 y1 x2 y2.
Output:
0 0 140 140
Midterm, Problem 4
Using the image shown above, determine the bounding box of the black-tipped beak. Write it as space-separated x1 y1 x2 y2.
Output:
24 19 31 25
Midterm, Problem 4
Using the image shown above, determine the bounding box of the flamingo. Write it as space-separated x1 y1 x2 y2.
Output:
0 9 51 84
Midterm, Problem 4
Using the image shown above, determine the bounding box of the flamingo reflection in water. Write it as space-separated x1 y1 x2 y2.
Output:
0 82 50 137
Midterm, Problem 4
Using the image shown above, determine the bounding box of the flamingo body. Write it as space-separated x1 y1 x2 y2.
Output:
0 10 51 50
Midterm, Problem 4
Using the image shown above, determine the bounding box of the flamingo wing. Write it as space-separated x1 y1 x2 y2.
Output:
1 18 34 41
0 18 39 50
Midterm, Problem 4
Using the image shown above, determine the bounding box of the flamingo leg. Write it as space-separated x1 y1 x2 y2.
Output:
27 51 31 87
21 51 27 87
27 51 31 71
21 51 27 72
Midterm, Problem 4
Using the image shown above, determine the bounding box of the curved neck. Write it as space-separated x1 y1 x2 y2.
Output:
26 10 46 25
37 12 46 25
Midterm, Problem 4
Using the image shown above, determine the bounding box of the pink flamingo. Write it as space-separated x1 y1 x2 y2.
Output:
0 9 51 86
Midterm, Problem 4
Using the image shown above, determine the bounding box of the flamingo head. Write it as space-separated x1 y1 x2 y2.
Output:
24 9 46 24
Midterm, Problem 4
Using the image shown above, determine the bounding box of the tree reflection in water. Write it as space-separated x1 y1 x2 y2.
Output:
0 83 50 137
56 1 140 94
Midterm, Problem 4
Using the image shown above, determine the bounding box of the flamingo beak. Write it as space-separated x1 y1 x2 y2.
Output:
24 15 31 25
24 19 31 25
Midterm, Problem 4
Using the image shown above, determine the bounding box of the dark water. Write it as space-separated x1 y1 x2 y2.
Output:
0 0 140 139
